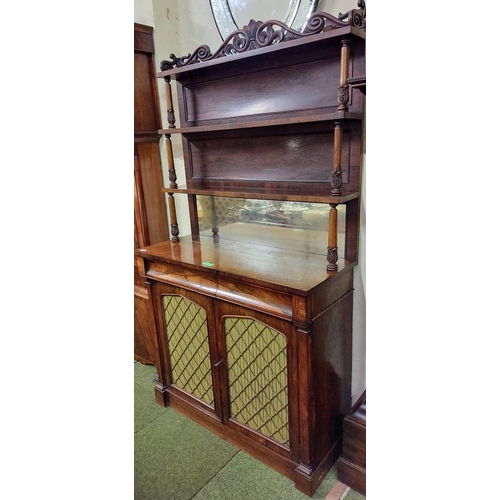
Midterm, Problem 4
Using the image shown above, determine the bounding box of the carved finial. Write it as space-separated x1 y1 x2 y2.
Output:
326 246 339 272
331 171 343 196
159 54 177 71
338 0 366 28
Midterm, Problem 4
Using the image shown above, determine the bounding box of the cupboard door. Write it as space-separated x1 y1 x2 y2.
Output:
225 316 289 445
216 302 298 458
159 288 219 416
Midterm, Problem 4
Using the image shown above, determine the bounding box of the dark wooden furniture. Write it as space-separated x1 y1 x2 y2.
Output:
135 4 366 496
337 392 366 495
134 23 170 367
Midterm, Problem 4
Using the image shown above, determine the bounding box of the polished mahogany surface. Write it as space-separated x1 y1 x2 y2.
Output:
138 223 354 295
141 5 366 496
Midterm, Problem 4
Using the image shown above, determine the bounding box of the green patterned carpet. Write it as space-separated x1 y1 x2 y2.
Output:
134 361 366 500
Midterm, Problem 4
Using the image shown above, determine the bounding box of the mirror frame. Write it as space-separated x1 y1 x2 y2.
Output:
209 0 319 40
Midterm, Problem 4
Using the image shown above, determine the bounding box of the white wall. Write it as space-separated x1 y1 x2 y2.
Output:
134 0 155 26
138 0 366 406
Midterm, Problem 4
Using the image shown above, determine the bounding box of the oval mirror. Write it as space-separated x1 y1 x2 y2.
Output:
210 0 319 39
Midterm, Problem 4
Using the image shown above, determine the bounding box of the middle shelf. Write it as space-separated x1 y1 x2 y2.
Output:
162 184 359 204
162 118 363 202
158 110 363 136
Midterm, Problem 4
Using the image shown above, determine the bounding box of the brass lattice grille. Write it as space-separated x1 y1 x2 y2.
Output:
162 295 214 408
225 317 289 447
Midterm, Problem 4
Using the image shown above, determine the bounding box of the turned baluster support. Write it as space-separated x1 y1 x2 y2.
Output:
337 37 350 111
332 121 343 196
210 197 219 236
163 75 176 128
168 193 180 242
163 74 178 190
164 134 178 189
161 74 180 241
327 203 339 272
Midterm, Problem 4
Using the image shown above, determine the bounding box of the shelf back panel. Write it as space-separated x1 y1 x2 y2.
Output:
190 132 332 182
182 58 339 126
183 121 361 195
173 34 365 127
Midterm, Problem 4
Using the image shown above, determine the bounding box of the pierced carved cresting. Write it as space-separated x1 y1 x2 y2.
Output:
339 0 366 29
159 4 367 69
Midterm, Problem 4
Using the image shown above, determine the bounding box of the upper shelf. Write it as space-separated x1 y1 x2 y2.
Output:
157 12 366 127
156 15 365 81
159 110 363 136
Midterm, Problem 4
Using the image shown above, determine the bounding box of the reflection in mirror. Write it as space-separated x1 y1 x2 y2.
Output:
228 0 289 29
210 0 319 39
196 195 346 257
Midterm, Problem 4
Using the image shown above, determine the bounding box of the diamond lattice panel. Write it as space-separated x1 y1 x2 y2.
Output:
225 317 289 447
162 295 214 408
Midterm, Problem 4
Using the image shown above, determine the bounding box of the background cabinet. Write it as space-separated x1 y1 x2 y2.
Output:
136 7 365 496
134 23 170 367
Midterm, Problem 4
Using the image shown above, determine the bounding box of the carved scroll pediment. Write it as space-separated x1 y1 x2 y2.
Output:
160 1 366 71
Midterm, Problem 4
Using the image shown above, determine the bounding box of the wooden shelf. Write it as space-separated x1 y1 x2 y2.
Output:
159 111 363 136
162 185 359 204
156 25 365 79
137 223 354 296
348 76 366 95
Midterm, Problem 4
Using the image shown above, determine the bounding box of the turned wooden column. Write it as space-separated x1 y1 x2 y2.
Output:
338 37 350 111
168 193 180 242
332 122 343 196
163 75 176 129
327 203 339 272
327 121 343 271
162 75 180 241
164 134 178 190
163 75 178 190
210 197 219 236
164 132 180 242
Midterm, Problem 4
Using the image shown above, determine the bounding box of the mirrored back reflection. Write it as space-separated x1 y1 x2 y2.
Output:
197 195 346 235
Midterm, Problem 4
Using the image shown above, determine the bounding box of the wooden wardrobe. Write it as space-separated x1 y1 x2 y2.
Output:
134 23 170 367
